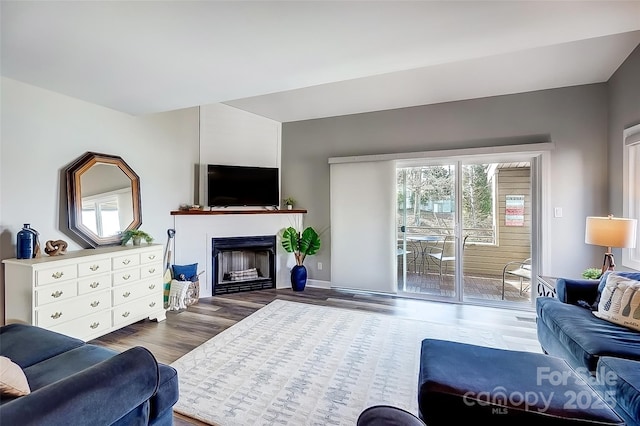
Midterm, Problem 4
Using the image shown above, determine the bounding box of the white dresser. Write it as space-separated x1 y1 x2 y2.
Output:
3 244 166 341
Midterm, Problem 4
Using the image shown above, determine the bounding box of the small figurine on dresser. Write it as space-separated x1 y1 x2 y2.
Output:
44 239 68 256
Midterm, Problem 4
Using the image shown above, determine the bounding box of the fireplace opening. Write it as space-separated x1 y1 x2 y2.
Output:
212 235 276 294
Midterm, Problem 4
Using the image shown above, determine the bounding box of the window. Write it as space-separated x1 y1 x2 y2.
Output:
81 195 122 237
623 123 640 270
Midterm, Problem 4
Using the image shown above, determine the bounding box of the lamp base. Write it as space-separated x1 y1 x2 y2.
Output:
600 252 615 275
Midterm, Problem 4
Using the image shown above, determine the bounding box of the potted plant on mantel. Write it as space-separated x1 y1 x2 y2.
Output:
280 226 321 291
121 229 154 246
283 197 296 210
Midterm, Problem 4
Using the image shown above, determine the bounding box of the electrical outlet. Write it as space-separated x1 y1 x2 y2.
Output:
317 262 323 270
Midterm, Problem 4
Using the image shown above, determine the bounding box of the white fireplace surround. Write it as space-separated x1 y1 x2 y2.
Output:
172 212 305 298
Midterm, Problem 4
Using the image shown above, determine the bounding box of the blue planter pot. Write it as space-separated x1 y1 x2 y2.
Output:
291 265 307 291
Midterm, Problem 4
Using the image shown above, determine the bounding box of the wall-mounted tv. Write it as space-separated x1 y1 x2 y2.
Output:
207 164 279 207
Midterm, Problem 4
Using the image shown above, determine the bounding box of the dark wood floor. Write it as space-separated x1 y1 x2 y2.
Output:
90 287 540 425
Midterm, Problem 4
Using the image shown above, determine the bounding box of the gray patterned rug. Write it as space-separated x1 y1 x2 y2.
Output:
171 299 506 425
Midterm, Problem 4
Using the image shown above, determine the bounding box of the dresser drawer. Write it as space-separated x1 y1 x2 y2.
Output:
36 264 77 286
113 281 144 306
35 281 78 306
78 258 111 277
143 279 161 294
36 290 110 328
78 274 111 295
112 279 160 306
112 253 140 270
112 268 140 286
112 294 162 326
140 262 162 279
49 310 112 341
140 249 162 264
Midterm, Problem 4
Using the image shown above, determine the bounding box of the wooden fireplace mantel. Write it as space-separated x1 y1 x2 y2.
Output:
170 209 307 216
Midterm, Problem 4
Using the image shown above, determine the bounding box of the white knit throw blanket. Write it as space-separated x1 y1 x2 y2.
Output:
167 279 191 310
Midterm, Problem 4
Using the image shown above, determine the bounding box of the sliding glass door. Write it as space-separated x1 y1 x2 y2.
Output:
397 156 534 307
397 163 459 301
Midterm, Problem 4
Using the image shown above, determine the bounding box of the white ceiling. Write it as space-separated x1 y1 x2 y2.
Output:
2 1 639 122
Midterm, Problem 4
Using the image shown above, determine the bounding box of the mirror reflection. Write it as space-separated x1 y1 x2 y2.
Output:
80 163 134 237
66 152 141 247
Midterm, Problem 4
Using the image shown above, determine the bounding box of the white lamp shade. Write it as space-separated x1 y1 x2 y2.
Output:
585 216 638 248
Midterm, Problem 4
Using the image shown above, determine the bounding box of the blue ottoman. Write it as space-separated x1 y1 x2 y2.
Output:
418 339 624 425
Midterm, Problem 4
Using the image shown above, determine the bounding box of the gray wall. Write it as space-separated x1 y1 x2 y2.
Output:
282 84 610 282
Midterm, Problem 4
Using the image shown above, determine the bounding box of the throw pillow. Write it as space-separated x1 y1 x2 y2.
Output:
593 273 640 331
172 263 198 281
0 356 30 397
595 271 640 306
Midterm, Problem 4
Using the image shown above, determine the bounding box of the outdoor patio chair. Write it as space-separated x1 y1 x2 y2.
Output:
426 235 468 277
397 242 417 273
502 257 531 299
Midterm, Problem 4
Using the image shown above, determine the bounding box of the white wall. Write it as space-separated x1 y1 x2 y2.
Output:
0 77 199 324
198 103 282 205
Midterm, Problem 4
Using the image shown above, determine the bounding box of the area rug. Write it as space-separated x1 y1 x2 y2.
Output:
171 299 507 425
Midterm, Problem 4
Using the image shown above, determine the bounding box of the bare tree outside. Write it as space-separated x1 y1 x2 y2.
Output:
398 164 494 242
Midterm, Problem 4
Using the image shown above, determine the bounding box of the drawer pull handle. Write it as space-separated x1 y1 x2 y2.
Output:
51 290 63 298
90 282 100 289
51 312 62 320
122 274 131 280
148 255 156 260
51 271 64 279
89 265 100 271
90 322 100 329
149 284 156 290
149 302 156 307
123 292 131 298
90 301 100 307
122 259 131 265
122 311 130 318
148 268 156 273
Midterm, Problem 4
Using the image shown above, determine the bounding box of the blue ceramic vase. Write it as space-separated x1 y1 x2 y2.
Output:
291 265 307 291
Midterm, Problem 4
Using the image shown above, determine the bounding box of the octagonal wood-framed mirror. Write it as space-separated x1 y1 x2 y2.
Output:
66 152 142 247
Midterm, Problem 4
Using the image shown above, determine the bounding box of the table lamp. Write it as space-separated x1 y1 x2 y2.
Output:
585 215 638 275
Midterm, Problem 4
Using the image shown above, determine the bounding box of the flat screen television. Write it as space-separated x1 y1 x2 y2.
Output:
207 164 279 207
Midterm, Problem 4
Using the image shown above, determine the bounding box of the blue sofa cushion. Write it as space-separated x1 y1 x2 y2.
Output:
419 339 624 425
23 345 118 391
597 357 640 425
537 297 640 372
0 324 84 369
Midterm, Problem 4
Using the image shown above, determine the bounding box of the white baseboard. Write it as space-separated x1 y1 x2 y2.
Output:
306 279 332 289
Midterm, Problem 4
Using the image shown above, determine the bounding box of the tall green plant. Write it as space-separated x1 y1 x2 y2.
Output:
281 226 321 266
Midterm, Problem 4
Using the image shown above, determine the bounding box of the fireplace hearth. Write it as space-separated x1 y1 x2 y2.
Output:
211 235 276 294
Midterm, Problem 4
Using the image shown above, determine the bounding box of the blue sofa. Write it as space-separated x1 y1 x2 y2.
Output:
536 271 640 425
0 323 179 425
